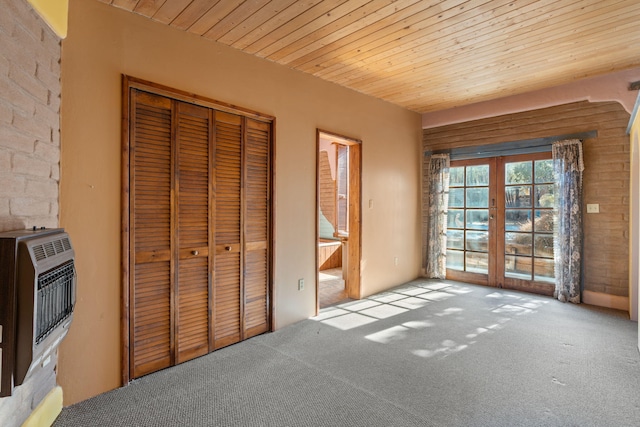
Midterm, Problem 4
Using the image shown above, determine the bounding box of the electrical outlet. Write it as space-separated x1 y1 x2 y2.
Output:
298 278 304 291
586 203 599 213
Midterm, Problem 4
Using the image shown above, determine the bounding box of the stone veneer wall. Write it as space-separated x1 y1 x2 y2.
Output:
0 0 62 425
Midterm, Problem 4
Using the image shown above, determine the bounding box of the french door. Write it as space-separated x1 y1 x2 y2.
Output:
446 153 555 295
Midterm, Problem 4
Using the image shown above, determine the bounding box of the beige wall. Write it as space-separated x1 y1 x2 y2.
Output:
59 0 421 404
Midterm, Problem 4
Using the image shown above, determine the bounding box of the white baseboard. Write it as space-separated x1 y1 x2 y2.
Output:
583 290 629 313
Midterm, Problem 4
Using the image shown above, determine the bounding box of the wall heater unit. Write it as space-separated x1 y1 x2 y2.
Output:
0 228 76 397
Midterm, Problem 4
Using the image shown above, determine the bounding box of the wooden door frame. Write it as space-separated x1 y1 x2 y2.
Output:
315 130 362 314
121 75 275 385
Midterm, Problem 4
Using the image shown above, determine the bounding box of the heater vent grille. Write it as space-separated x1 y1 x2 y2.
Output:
36 261 76 344
33 237 72 261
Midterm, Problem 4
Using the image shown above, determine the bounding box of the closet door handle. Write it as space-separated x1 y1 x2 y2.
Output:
191 250 199 256
225 246 232 252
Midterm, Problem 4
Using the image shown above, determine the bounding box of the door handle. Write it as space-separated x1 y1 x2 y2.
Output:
225 246 232 252
191 250 199 256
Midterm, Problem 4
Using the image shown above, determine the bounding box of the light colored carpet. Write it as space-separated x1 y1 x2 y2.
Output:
54 279 640 426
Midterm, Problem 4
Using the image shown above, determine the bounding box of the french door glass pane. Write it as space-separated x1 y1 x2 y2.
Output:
504 159 554 282
534 210 554 232
505 255 532 278
447 209 464 228
466 210 489 230
447 249 464 270
534 258 555 282
505 186 531 208
466 165 489 186
534 160 554 183
505 209 531 231
450 167 464 186
505 232 532 255
466 252 488 274
449 188 464 207
466 231 488 252
505 161 532 184
466 188 488 207
535 184 554 207
534 234 554 257
447 230 464 249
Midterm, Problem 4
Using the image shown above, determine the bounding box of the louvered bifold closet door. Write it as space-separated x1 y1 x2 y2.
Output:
130 90 173 378
175 102 213 364
213 111 243 349
243 118 270 338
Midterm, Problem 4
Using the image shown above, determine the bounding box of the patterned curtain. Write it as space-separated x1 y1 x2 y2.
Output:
552 139 584 303
425 154 450 278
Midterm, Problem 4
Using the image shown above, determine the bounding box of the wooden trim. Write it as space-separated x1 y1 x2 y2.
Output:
315 129 321 316
124 76 274 123
347 142 362 299
269 119 276 331
317 128 362 145
240 116 247 340
208 109 215 352
169 99 178 366
121 75 130 386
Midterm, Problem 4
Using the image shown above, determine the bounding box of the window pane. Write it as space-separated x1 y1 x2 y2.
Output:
448 209 465 229
534 234 554 258
466 165 489 186
466 210 488 230
450 167 464 187
466 252 488 274
447 230 464 250
506 161 532 185
505 209 531 231
447 250 464 271
534 258 555 282
534 210 553 232
535 160 554 183
505 255 532 279
449 188 464 208
535 184 554 207
505 185 531 208
505 232 532 256
466 187 488 208
466 231 488 252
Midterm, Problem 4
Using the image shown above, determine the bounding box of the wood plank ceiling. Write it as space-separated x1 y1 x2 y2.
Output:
99 0 640 113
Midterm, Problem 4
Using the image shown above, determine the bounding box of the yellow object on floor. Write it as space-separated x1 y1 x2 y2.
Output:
22 386 63 427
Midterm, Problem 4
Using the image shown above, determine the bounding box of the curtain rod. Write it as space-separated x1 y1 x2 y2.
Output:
424 130 598 160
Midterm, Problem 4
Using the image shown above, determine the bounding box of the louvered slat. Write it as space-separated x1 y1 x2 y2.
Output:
213 111 242 348
176 102 211 363
130 90 172 378
244 118 270 337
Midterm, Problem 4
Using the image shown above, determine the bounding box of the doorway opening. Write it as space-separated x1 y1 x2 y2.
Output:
316 130 361 312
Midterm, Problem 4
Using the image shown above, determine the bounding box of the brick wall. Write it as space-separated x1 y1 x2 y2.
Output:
423 101 630 299
0 0 61 425
0 0 61 233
